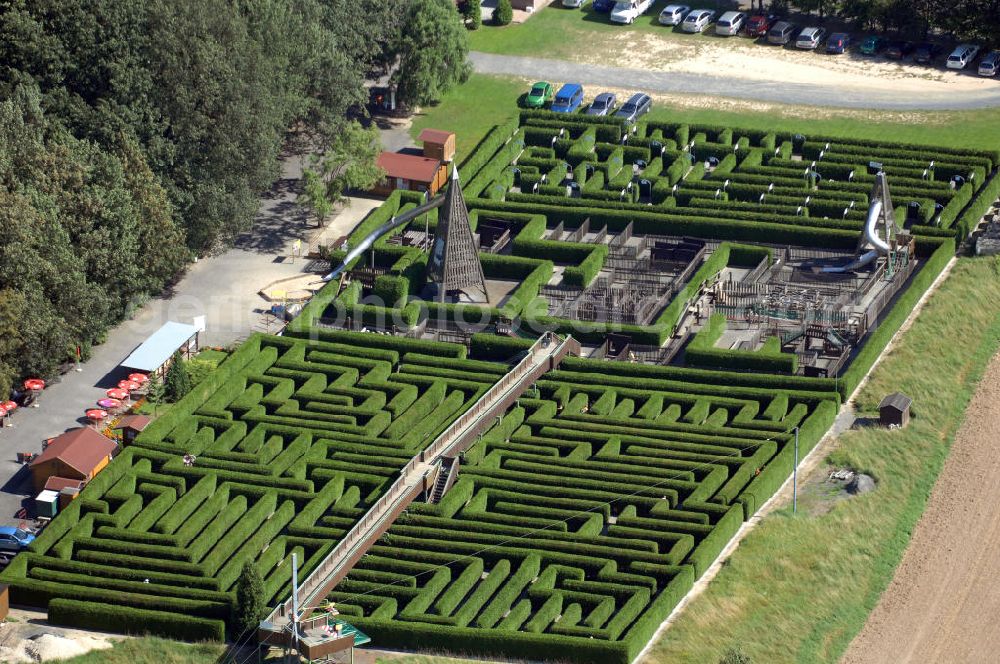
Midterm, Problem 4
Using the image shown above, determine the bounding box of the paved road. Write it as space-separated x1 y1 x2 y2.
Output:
471 51 1000 110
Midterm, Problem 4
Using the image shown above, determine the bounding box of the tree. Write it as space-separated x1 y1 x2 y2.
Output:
145 371 166 416
391 0 472 107
494 0 514 25
462 1 482 30
297 121 384 226
232 562 266 636
164 350 191 402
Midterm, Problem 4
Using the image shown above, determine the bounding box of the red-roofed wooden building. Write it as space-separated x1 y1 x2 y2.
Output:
417 129 456 164
113 414 152 445
372 152 448 197
29 428 118 492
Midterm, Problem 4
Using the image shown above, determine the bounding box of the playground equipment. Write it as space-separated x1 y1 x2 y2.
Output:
822 171 903 274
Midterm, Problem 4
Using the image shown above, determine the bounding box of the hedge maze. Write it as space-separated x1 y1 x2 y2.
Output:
331 359 840 663
0 331 508 640
4 109 997 661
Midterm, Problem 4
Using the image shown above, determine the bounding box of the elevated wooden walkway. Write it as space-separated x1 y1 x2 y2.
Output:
260 332 580 637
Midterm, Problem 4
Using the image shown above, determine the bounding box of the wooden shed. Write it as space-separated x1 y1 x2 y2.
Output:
113 414 152 445
418 128 456 164
29 428 118 493
879 392 912 428
372 152 447 197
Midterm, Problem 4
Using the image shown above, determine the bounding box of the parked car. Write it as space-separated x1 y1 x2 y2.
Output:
885 40 915 60
913 42 944 64
563 0 589 7
947 43 980 69
746 13 777 38
593 0 615 11
978 50 1000 77
551 83 585 113
795 26 826 50
658 4 690 25
614 93 652 124
766 21 797 45
826 32 851 54
715 11 746 36
681 9 715 33
586 92 617 116
524 81 554 108
0 526 35 553
610 0 653 24
859 35 887 55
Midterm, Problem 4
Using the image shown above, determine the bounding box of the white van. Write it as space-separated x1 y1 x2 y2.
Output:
610 0 653 24
715 11 746 36
947 44 980 69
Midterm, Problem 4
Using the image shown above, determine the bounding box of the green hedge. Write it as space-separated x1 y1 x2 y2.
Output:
48 598 225 642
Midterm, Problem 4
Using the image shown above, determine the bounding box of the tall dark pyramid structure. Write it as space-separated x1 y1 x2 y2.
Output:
426 166 488 303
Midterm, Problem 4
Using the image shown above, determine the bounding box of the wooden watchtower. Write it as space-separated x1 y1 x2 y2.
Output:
425 166 489 303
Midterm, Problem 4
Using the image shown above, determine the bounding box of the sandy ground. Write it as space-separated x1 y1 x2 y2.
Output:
0 609 120 662
842 352 1000 664
594 31 998 96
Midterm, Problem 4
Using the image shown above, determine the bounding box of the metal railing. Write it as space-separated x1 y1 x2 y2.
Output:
267 331 569 624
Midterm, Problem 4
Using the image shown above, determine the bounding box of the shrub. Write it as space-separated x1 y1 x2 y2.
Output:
493 0 512 24
164 350 191 402
48 599 225 642
231 562 266 635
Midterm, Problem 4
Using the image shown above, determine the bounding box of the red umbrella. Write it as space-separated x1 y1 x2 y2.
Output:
0 405 6 418
23 378 45 391
98 398 122 410
128 373 149 384
2 400 16 412
118 380 141 392
85 408 108 421
106 388 128 400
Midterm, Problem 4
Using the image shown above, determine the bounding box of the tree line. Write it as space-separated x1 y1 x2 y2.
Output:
0 0 470 396
778 0 1000 46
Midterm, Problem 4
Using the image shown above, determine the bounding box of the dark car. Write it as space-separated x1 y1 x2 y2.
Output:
614 93 652 124
859 35 886 55
587 92 617 116
826 32 851 54
593 0 615 11
746 13 778 38
885 40 915 60
767 21 797 46
913 42 944 64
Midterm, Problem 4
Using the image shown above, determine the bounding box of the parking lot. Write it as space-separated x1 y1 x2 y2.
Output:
471 1 998 104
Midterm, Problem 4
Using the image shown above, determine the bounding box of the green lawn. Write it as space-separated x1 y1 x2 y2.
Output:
644 256 1000 663
470 1 730 59
416 73 1000 159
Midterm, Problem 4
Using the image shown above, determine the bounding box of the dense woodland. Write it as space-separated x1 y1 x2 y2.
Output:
781 0 1000 45
0 0 469 395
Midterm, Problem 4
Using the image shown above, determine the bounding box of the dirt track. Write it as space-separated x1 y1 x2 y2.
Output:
842 353 1000 664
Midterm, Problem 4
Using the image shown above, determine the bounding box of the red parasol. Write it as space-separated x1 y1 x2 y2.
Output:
97 398 122 410
2 400 16 412
106 388 128 400
85 408 108 421
118 380 141 392
0 405 6 418
128 373 149 384
23 378 45 391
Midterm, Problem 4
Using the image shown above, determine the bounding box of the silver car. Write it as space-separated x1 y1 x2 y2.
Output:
978 50 1000 77
715 11 746 36
795 26 826 50
681 9 715 33
586 92 617 116
658 4 689 25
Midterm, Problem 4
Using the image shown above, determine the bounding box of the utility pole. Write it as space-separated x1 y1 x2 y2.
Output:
290 553 299 664
793 427 799 513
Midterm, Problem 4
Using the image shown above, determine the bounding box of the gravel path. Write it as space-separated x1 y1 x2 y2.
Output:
842 352 1000 663
470 51 1000 110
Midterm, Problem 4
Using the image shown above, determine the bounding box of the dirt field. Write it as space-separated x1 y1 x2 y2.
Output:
842 353 1000 664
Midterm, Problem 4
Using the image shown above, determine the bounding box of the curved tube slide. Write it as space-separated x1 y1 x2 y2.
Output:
322 195 444 282
822 197 890 273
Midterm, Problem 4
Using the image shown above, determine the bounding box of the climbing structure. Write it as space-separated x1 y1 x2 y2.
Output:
426 166 489 303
